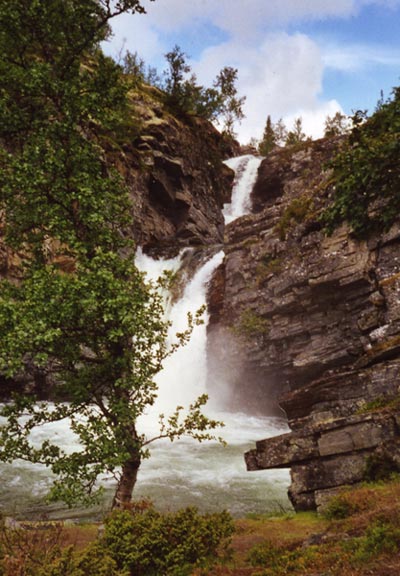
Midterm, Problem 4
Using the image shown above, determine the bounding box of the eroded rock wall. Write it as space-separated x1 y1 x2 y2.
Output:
0 86 236 280
0 86 236 397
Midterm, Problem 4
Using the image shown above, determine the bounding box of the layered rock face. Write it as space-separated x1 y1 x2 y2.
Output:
207 138 400 510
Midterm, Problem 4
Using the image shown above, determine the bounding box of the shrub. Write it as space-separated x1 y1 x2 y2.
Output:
0 520 64 576
364 453 400 482
352 521 400 562
41 544 124 576
0 505 234 576
255 255 283 286
324 493 360 520
233 309 270 338
102 505 234 576
322 87 400 237
247 541 317 575
275 196 313 240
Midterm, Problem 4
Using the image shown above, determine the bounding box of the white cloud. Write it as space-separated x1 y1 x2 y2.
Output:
103 11 165 63
104 0 400 144
285 101 345 140
323 43 400 71
193 33 333 143
146 0 356 37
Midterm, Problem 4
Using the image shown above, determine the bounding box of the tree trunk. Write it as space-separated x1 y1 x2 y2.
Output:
112 455 141 509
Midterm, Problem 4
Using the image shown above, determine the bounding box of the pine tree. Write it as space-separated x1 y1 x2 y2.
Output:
258 115 277 155
285 117 308 146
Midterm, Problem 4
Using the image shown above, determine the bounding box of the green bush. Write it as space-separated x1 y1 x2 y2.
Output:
233 309 270 338
275 195 313 240
322 87 400 237
41 544 125 576
364 453 400 482
324 494 358 520
247 541 282 566
352 521 400 562
0 505 233 576
255 255 283 286
102 505 234 576
247 541 316 575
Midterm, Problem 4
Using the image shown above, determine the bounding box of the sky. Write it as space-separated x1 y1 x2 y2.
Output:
103 0 400 144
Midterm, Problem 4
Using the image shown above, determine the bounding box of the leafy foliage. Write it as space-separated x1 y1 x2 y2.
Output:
247 541 317 575
322 87 400 237
233 309 270 339
275 195 313 240
323 493 360 520
351 521 400 562
364 452 400 482
101 505 234 575
0 0 222 509
214 66 246 137
324 111 349 137
0 518 66 576
0 505 234 576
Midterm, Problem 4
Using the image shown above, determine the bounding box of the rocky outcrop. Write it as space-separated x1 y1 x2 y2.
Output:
117 87 237 257
206 137 400 510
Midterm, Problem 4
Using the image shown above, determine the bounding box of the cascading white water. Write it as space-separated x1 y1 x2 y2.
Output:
131 154 290 516
223 155 263 224
153 251 225 413
0 155 291 520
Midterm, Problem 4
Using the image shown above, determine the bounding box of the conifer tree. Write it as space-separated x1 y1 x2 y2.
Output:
285 117 308 146
258 115 277 155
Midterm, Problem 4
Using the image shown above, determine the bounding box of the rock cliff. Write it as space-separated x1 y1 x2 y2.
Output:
206 137 400 511
3 79 400 510
117 86 237 257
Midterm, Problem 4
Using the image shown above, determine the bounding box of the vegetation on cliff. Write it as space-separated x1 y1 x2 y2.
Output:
122 44 246 138
323 87 400 236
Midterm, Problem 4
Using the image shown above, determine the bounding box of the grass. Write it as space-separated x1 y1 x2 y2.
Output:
2 480 400 575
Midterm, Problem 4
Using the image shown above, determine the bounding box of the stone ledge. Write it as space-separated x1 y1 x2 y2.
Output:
245 409 400 510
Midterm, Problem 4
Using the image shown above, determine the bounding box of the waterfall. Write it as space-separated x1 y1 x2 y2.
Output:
223 155 263 223
136 250 225 420
125 242 290 515
0 155 291 520
133 154 290 516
